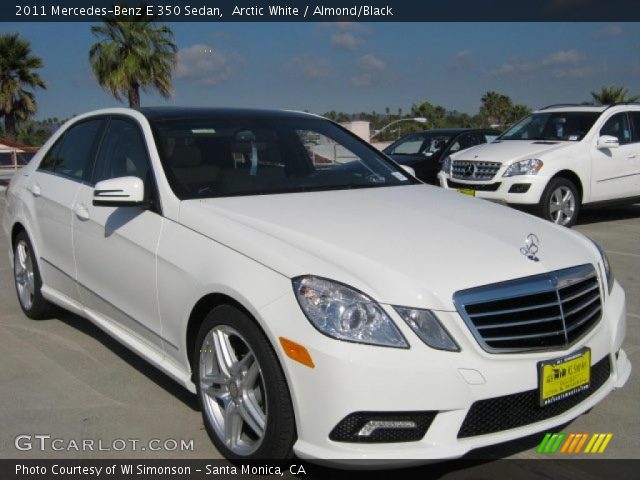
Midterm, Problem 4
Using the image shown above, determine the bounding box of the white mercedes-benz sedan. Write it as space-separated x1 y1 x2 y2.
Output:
3 108 631 465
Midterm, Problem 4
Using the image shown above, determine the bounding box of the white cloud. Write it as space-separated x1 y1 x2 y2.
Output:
330 32 363 50
319 22 368 31
594 24 623 38
351 54 388 87
175 44 242 85
491 49 589 78
287 54 332 79
542 49 584 66
356 54 386 70
448 50 474 71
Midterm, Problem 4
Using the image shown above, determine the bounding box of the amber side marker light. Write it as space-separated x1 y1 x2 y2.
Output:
279 337 315 368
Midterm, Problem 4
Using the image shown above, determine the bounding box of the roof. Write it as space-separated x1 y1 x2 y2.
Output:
136 107 320 122
0 137 39 152
535 105 607 113
409 128 497 135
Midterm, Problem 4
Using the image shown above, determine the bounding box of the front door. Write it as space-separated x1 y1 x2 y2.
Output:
72 116 164 350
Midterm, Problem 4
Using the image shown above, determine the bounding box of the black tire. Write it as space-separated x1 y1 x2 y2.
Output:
537 177 581 228
12 230 57 319
194 305 296 459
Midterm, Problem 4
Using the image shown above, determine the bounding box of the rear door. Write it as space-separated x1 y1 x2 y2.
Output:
29 119 104 301
590 112 637 201
72 116 165 351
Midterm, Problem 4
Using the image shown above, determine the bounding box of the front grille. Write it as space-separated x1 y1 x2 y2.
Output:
458 355 611 438
447 179 501 191
452 160 501 180
329 411 437 443
453 264 602 353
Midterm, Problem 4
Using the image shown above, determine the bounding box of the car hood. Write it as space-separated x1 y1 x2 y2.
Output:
179 185 598 310
453 140 574 164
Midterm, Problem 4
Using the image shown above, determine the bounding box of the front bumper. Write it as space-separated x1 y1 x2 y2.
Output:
438 171 550 205
257 281 630 465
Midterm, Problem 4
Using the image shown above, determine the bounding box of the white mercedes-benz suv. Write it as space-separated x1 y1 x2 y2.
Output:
4 108 631 465
438 104 640 227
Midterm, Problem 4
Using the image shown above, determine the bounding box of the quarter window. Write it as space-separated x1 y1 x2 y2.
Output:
600 113 631 145
52 120 103 180
38 136 64 172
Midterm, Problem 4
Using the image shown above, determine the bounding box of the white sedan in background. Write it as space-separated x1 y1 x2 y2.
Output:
4 107 631 465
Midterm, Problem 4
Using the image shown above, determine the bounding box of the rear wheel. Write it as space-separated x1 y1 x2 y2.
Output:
194 305 296 459
13 230 56 319
538 178 580 227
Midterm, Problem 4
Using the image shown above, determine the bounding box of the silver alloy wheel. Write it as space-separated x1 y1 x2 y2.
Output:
14 240 35 310
199 325 267 456
549 186 576 226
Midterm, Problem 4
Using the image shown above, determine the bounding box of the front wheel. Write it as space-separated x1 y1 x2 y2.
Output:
537 178 581 227
194 305 296 459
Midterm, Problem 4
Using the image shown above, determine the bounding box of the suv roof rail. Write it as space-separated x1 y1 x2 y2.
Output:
602 102 640 111
538 103 586 110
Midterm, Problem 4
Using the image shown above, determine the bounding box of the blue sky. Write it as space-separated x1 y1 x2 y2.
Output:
5 22 640 119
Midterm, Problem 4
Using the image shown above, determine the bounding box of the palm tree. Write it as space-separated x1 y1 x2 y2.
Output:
590 86 639 105
89 17 177 108
0 33 46 137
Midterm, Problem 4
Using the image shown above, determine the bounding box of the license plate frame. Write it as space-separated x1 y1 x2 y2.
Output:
538 347 591 407
457 188 476 197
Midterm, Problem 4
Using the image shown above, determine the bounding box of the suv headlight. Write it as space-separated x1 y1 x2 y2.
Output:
293 276 408 348
440 156 452 175
593 242 614 294
503 158 543 177
394 307 460 351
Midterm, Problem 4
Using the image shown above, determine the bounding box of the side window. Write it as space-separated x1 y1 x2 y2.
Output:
449 133 479 153
483 133 499 143
92 118 151 185
600 113 631 145
53 120 103 180
629 112 640 143
38 135 65 172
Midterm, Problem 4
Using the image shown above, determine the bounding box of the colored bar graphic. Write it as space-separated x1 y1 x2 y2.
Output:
539 433 613 454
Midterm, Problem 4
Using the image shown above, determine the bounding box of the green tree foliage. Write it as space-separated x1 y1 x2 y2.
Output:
89 16 177 107
590 85 639 105
0 33 46 137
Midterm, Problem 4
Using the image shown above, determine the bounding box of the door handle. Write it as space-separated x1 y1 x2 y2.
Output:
74 204 90 221
30 183 41 197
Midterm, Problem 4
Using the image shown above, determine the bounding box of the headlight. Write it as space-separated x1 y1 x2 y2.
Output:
293 276 408 348
394 307 460 352
502 158 544 177
594 242 614 294
440 156 451 174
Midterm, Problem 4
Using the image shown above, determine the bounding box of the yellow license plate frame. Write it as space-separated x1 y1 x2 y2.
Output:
457 188 476 197
538 347 591 407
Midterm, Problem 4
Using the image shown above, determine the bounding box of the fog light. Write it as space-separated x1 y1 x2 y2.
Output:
508 183 531 193
329 411 437 443
357 420 417 437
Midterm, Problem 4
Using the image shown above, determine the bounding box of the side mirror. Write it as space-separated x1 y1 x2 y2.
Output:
93 176 148 208
400 165 416 177
597 135 620 150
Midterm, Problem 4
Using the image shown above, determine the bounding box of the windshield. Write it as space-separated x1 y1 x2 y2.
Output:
386 132 453 156
151 116 417 199
499 112 600 141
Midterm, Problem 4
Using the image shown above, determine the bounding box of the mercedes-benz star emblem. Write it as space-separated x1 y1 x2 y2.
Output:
464 163 477 178
520 234 540 262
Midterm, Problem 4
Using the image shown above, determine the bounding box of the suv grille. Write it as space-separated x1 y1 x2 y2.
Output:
453 264 602 353
458 355 611 438
452 160 501 180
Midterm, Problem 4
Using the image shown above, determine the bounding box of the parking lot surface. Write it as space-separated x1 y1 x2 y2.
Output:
0 195 637 462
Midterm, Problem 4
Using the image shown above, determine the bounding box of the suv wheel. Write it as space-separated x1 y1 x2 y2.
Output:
538 178 580 227
194 305 296 459
13 230 57 319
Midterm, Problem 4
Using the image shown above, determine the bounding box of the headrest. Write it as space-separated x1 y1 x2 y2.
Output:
170 144 202 168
